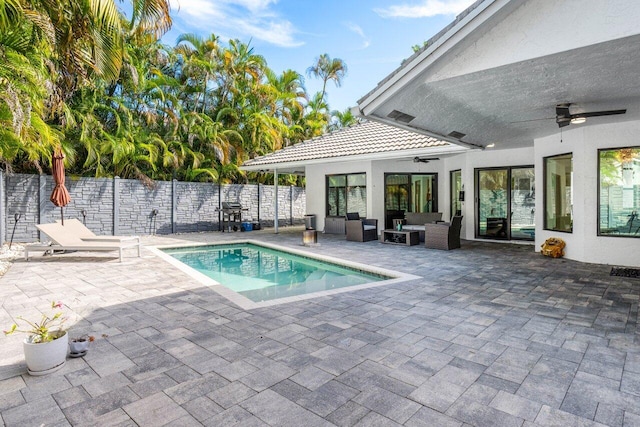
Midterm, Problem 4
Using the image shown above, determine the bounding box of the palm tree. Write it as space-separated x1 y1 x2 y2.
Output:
306 53 347 102
265 69 307 125
175 33 220 113
24 0 171 117
0 7 59 172
329 108 360 131
303 91 330 138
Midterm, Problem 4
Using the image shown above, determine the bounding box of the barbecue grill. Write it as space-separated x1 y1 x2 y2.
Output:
218 201 247 232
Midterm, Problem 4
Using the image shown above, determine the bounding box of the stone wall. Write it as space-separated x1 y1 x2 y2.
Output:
1 172 306 243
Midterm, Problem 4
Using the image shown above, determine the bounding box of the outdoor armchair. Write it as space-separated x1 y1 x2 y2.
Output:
345 212 379 242
424 216 463 250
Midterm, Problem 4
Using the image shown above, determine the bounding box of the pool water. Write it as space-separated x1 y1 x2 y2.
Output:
162 243 388 302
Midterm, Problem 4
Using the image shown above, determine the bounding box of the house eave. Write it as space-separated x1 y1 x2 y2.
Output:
240 144 469 173
356 0 505 117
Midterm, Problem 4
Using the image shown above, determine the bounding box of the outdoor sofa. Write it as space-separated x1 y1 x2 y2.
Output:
399 212 443 241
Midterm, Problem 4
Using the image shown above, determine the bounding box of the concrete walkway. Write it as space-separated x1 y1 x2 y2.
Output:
0 228 638 426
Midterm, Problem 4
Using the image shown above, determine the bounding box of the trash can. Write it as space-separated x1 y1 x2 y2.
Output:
304 214 316 230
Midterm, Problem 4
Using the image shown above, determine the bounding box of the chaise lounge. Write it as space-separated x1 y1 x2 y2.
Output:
26 222 142 262
56 219 141 244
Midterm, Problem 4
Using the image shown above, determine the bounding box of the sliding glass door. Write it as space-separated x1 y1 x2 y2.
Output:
476 166 534 241
510 168 535 239
384 173 437 229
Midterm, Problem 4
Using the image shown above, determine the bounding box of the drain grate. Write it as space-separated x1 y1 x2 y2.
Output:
610 267 640 279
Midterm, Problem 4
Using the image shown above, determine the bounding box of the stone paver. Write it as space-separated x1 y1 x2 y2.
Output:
1 228 639 426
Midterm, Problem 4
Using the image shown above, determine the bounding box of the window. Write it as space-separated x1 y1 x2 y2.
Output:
598 147 640 237
450 170 462 217
475 166 534 241
544 153 573 232
326 173 366 217
384 173 437 229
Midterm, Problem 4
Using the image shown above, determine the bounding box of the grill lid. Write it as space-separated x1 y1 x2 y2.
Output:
222 201 242 209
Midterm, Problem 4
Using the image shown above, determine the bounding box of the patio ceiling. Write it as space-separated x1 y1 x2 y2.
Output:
356 14 640 150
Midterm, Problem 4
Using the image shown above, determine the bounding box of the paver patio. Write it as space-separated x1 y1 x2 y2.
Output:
0 227 639 426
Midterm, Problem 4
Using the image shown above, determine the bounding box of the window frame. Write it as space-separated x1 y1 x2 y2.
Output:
543 152 573 233
597 145 640 238
450 169 462 218
325 172 367 217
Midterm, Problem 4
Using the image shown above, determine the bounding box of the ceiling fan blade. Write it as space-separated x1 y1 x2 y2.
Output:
510 117 554 124
574 109 627 118
404 156 440 163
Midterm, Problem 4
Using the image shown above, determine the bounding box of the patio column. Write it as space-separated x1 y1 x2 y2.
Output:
274 169 279 234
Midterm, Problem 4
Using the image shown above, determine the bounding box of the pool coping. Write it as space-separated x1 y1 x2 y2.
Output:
147 240 422 310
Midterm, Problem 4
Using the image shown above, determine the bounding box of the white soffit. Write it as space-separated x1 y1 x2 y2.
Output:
358 0 640 149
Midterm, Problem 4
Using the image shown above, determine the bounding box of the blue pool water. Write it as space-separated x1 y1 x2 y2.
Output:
162 243 388 302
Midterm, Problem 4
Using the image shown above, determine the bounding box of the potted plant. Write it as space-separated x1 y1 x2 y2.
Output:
3 301 69 376
69 335 94 357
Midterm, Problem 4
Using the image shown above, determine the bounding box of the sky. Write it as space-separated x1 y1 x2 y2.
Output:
163 0 477 113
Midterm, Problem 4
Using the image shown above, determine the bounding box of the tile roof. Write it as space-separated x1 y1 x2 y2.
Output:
242 121 451 167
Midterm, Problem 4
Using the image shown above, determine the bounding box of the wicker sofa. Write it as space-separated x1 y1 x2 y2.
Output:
399 212 443 241
424 216 463 250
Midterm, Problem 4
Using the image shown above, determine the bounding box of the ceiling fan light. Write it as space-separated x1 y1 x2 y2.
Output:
570 117 586 124
486 143 495 148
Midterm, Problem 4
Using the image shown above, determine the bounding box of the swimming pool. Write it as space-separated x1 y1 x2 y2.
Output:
154 241 419 309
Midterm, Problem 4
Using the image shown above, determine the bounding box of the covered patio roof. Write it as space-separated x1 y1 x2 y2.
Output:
241 121 469 174
355 0 640 149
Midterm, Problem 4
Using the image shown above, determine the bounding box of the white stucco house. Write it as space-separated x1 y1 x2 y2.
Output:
242 0 640 267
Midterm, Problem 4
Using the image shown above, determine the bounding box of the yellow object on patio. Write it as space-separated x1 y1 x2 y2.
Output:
541 237 566 258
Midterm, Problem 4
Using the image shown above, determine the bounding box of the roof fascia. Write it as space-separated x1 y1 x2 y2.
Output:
357 0 504 116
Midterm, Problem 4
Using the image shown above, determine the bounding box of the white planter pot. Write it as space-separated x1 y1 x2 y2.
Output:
23 331 68 376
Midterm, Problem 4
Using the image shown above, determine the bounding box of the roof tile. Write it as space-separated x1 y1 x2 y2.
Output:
243 121 449 167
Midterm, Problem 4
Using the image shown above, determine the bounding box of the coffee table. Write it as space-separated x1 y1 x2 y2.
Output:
381 229 420 246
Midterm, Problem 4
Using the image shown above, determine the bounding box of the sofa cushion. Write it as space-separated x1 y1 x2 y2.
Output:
363 225 377 231
402 224 425 231
405 212 442 225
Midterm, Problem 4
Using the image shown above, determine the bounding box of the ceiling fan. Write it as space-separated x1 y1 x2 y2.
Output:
555 103 626 128
405 156 440 163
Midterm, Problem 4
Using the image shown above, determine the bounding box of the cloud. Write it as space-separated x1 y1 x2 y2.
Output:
375 0 475 18
170 0 303 47
345 22 370 49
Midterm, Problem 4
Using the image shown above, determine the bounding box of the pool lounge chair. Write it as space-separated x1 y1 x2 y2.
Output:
55 218 141 244
26 223 141 262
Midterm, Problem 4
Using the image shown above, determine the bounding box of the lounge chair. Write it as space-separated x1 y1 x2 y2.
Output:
26 223 141 262
55 219 141 244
